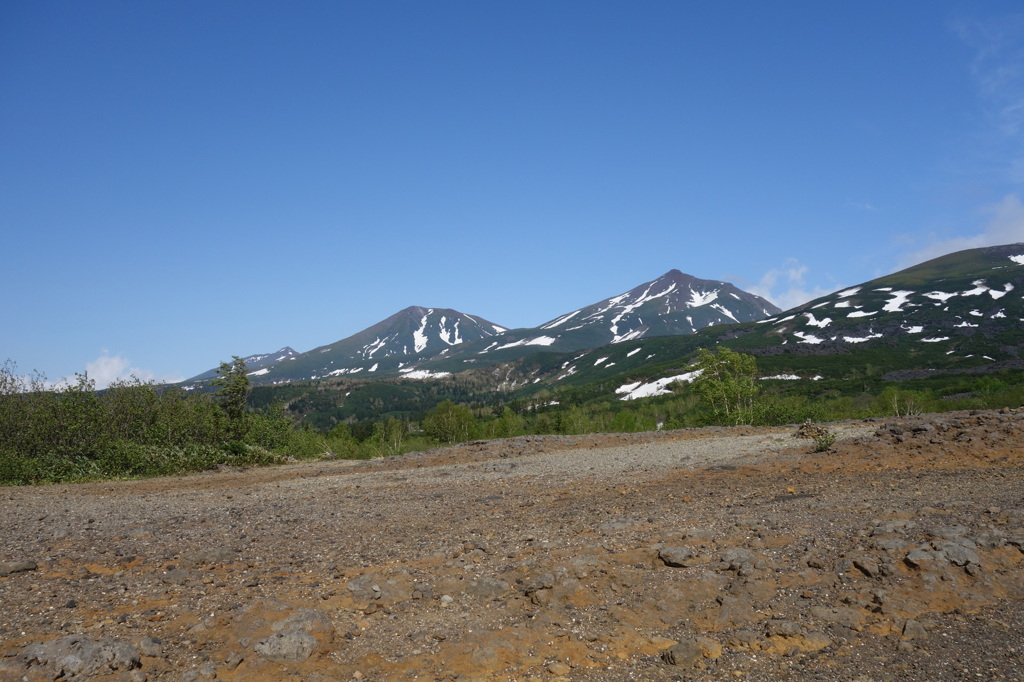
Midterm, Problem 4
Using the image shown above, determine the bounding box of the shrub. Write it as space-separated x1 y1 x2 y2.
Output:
813 430 837 453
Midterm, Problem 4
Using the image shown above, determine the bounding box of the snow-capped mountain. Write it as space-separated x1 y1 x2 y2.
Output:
748 244 1024 357
183 271 778 386
419 270 779 369
185 347 300 382
535 269 779 344
185 307 506 385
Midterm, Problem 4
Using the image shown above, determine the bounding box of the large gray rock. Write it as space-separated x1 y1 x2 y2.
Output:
659 546 694 567
933 540 981 567
0 560 37 577
464 576 512 599
662 639 705 667
17 635 140 679
254 629 318 663
272 608 335 636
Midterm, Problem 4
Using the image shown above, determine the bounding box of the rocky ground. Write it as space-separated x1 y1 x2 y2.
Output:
1 409 1023 681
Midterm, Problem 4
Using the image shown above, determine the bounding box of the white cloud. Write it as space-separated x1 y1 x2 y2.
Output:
56 352 184 390
898 193 1024 268
952 13 1024 184
745 258 835 312
953 12 1024 139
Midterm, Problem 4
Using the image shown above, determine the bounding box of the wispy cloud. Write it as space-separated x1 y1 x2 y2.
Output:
951 12 1024 180
55 352 184 390
898 193 1024 269
744 258 835 311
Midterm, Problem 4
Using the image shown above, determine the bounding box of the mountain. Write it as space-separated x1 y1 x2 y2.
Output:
182 270 780 386
536 269 779 345
185 307 507 385
409 270 781 374
441 244 1024 404
742 244 1024 361
185 347 300 382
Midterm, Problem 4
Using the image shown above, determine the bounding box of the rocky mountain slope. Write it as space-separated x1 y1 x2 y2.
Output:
2 409 1022 680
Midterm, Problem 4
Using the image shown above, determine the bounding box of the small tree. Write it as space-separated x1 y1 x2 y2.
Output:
422 400 475 445
211 356 252 441
370 416 407 457
692 347 759 424
490 406 526 438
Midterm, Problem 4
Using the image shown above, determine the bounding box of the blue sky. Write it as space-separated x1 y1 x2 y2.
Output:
3 1 1024 387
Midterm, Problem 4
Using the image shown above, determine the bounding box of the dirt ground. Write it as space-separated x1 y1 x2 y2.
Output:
1 409 1023 681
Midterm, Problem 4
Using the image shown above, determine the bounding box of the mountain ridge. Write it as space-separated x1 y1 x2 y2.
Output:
182 269 779 385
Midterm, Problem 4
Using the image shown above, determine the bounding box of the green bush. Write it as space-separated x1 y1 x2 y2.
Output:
609 410 657 433
813 430 837 452
749 396 828 426
282 427 331 460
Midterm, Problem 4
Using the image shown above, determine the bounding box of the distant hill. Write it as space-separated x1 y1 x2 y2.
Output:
741 243 1024 363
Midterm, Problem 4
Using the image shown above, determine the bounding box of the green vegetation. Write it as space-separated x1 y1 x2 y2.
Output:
0 359 350 485
4 333 1024 487
211 356 252 441
813 430 837 452
690 347 759 424
422 400 475 445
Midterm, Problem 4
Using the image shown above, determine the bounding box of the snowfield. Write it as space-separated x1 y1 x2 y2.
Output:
616 370 701 400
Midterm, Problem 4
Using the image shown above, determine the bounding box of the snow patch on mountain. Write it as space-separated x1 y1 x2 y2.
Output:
494 336 557 351
616 370 701 401
438 316 463 345
413 314 430 353
688 288 719 307
843 332 883 343
1011 254 1024 265
327 367 363 376
612 328 645 343
711 303 738 322
804 313 832 328
882 291 915 312
363 337 388 358
793 331 824 344
541 310 581 330
399 368 451 379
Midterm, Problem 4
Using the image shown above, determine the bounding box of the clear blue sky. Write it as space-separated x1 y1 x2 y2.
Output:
3 1 1024 386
